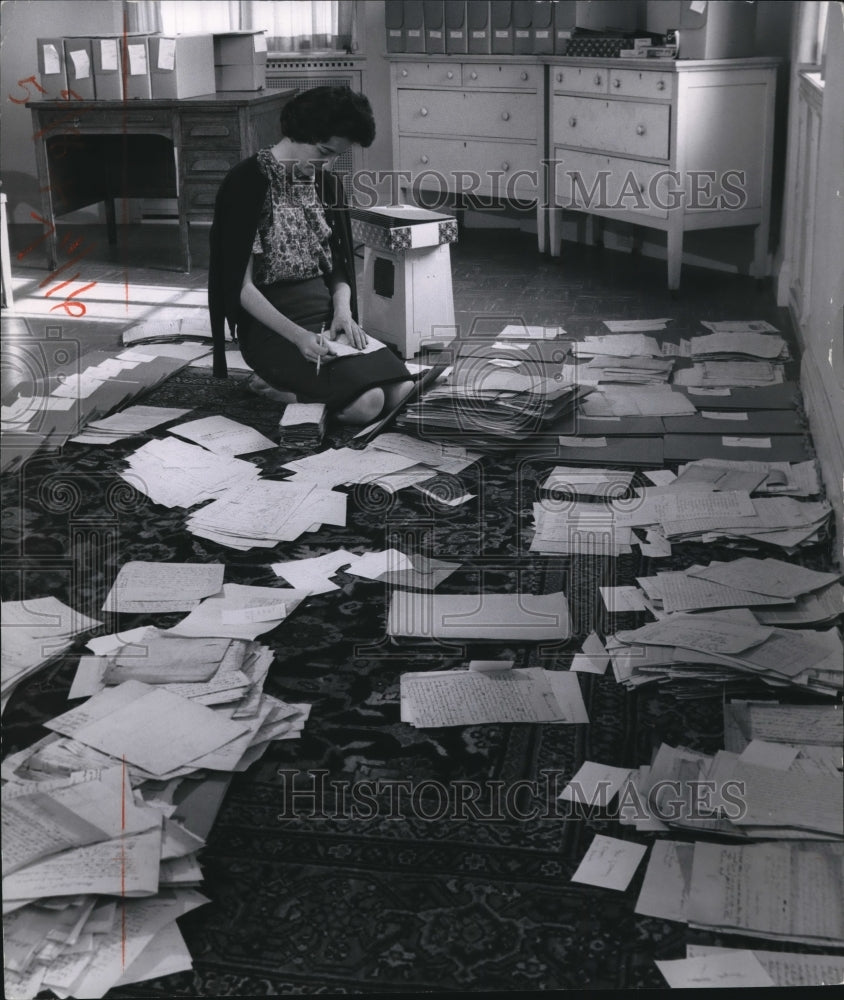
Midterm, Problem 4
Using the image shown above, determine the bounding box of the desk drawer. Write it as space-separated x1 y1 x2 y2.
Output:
180 112 241 147
183 149 242 177
182 182 220 215
552 96 670 159
462 63 537 89
399 136 538 199
395 62 462 87
34 108 171 135
550 65 609 95
398 90 536 140
608 68 674 100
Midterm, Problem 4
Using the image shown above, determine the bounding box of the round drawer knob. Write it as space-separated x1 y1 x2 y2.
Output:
400 69 408 77
501 111 510 121
520 72 528 81
501 162 510 171
656 79 666 91
569 116 577 127
594 74 602 85
446 70 454 79
470 71 478 80
421 155 429 164
636 124 646 135
420 107 428 116
556 72 564 83
612 78 621 88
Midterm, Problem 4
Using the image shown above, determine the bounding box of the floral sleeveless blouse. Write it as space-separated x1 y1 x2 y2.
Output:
251 148 333 284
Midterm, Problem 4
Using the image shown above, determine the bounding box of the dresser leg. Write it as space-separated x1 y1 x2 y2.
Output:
752 220 770 279
548 206 562 257
667 221 683 291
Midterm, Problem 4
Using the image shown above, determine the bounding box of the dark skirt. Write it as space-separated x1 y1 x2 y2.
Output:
237 277 410 409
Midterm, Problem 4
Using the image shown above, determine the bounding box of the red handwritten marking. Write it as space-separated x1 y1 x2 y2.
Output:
16 210 55 260
47 279 98 316
38 245 96 289
8 74 46 104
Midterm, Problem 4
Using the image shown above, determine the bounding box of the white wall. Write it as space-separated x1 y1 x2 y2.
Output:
0 0 124 224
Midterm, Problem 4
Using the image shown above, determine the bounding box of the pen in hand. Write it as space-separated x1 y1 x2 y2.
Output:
315 324 325 375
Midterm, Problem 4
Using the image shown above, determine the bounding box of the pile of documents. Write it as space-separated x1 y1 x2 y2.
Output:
671 457 820 496
69 405 192 446
167 415 277 457
636 839 844 947
607 610 844 695
279 403 326 448
571 336 676 385
1 597 101 714
400 662 588 728
2 766 210 999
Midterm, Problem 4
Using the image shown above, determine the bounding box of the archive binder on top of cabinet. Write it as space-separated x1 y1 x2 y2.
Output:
467 0 491 55
491 1 515 55
385 0 404 52
62 38 95 100
445 0 468 54
402 1 426 53
530 1 555 55
423 0 446 54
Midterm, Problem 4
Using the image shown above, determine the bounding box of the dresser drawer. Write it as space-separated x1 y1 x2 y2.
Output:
398 90 536 140
35 108 171 135
608 68 674 100
550 65 609 95
180 112 241 147
462 63 537 90
551 147 670 219
400 136 538 199
552 97 670 159
395 62 461 87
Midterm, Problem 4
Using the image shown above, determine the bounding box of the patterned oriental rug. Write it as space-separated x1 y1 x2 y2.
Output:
0 368 833 995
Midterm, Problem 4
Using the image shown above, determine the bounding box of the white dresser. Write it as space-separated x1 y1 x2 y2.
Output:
546 57 779 289
389 56 545 246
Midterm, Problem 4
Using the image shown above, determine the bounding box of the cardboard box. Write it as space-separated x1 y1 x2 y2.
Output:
92 36 122 99
214 63 266 92
124 35 152 99
36 38 67 98
213 31 268 65
62 38 95 100
150 34 215 99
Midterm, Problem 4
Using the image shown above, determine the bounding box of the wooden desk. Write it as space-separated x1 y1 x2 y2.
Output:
27 91 293 273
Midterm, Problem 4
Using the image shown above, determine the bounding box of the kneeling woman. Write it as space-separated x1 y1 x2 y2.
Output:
209 87 413 423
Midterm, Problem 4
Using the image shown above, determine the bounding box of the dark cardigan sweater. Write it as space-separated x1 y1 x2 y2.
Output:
207 154 359 378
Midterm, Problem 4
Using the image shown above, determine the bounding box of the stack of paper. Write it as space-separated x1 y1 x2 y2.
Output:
661 946 844 989
532 502 633 557
636 839 844 947
396 360 589 451
689 330 789 361
608 610 843 695
121 437 262 509
185 479 346 549
724 699 843 772
400 663 588 727
673 458 821 497
673 360 785 387
579 386 696 417
279 403 326 448
575 334 664 358
2 765 210 999
69 405 192 445
282 445 420 489
1 598 101 713
540 465 635 498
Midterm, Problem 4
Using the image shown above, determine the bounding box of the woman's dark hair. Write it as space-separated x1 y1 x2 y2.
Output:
280 87 375 148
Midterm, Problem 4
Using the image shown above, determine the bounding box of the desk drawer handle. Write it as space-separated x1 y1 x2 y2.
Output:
501 111 510 121
189 125 233 137
636 123 647 136
656 79 666 91
446 70 454 79
470 71 478 80
520 71 529 81
420 155 429 164
556 72 564 83
593 73 602 86
612 78 621 88
501 161 510 171
569 116 577 127
401 68 408 77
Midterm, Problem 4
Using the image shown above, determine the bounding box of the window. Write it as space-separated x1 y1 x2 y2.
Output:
137 1 355 53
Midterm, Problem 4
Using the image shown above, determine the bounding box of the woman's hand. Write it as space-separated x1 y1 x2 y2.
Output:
295 330 334 364
329 309 368 350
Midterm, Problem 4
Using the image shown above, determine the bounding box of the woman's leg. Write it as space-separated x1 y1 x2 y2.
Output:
335 387 385 424
382 380 415 411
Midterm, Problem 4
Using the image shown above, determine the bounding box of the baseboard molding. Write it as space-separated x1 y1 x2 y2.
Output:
797 337 844 566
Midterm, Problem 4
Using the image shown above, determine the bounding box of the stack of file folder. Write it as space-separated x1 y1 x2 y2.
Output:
279 402 326 448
